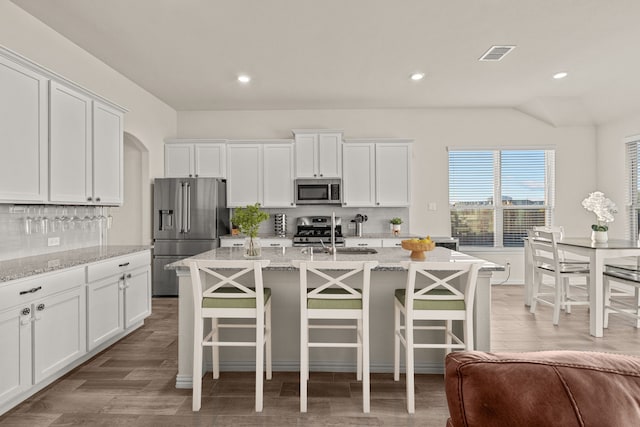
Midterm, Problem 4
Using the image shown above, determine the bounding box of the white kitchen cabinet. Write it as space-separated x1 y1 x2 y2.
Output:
0 304 32 404
32 285 86 383
227 143 262 207
92 101 123 204
293 130 342 178
165 140 226 178
345 238 382 248
49 81 92 204
342 143 375 207
342 139 412 207
263 144 295 207
0 54 48 203
87 251 151 350
227 141 295 208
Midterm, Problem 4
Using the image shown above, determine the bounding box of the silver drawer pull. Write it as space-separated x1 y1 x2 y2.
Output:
358 243 368 246
36 303 45 311
118 262 130 267
20 286 42 295
21 307 31 316
270 243 280 247
126 273 132 279
233 243 243 247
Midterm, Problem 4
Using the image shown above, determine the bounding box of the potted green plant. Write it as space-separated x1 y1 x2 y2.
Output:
390 217 403 235
231 203 269 258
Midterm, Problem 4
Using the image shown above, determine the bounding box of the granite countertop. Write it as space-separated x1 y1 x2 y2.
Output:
166 246 502 272
0 245 151 282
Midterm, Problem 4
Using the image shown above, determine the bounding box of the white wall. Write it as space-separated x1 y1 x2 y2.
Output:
178 108 596 283
596 112 640 239
0 2 177 245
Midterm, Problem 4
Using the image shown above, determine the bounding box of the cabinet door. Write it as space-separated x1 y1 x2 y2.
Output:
294 133 317 178
87 275 124 350
92 101 123 205
375 143 411 206
227 144 262 207
263 144 295 207
165 144 194 177
33 286 86 383
49 81 92 203
124 267 151 328
0 56 48 202
317 133 342 178
195 143 226 178
0 305 32 403
342 143 375 207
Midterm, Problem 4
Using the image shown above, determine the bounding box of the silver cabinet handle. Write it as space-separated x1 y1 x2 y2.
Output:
96 197 101 202
270 243 280 247
21 307 31 316
118 262 130 267
36 303 45 311
126 273 132 279
87 196 93 201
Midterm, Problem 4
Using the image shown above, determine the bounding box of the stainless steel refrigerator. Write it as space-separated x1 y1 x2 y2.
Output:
152 178 229 296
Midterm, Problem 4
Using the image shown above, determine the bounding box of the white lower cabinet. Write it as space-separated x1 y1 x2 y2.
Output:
0 250 151 415
382 238 404 248
345 238 382 248
87 251 151 350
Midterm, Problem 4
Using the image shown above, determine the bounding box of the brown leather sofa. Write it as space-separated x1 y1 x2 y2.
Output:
445 350 640 427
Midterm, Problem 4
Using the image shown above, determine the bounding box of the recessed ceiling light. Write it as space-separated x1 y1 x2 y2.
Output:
237 74 251 83
553 72 568 80
410 72 425 81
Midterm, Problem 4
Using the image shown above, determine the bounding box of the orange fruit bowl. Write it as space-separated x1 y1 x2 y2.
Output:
401 240 436 260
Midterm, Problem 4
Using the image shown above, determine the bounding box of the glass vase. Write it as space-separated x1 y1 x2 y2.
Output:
244 236 262 258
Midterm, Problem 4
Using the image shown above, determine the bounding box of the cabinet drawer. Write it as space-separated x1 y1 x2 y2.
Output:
382 238 403 248
86 251 150 283
220 239 245 248
345 238 382 248
261 239 292 248
0 267 85 311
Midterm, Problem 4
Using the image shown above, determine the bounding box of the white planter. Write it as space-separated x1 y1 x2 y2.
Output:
591 230 608 243
392 224 402 236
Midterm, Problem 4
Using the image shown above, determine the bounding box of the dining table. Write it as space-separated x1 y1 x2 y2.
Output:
525 237 640 337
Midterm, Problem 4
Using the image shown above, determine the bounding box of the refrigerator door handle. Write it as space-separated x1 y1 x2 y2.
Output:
180 182 186 234
186 183 192 233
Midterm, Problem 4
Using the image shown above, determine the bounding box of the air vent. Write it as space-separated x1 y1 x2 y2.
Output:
479 45 516 61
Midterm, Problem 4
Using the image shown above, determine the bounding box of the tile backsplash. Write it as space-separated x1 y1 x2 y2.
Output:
0 205 111 261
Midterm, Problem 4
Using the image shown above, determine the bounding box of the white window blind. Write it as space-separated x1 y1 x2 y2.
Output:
626 140 639 239
449 148 555 247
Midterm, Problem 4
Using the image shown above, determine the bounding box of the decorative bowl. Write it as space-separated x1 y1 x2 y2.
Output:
401 239 436 260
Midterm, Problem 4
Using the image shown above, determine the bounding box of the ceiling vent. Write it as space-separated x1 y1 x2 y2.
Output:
479 45 516 61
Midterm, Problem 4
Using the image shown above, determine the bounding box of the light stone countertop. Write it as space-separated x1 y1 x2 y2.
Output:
0 245 151 282
166 246 502 272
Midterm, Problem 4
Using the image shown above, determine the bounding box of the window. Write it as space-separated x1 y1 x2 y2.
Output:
448 148 555 248
626 139 640 239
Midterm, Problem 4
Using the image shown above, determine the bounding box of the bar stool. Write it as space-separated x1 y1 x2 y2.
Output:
188 259 272 412
393 261 481 414
293 260 378 413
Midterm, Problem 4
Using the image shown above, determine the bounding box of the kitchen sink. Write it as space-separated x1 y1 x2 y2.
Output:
335 247 378 255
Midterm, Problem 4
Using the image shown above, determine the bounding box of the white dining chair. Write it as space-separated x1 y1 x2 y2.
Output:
603 265 640 329
293 260 378 413
528 229 590 324
188 259 272 412
393 261 481 414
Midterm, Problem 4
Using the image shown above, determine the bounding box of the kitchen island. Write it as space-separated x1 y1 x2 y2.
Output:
167 246 501 389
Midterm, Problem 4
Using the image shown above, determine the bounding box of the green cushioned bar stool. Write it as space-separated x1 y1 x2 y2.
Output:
293 260 378 413
188 259 271 412
393 261 481 414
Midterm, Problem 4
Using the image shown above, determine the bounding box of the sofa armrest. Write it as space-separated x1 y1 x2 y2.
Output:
445 350 640 427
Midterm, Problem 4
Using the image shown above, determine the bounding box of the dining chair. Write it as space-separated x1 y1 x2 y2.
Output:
293 260 378 413
603 265 640 328
393 260 481 414
528 229 590 324
188 259 272 412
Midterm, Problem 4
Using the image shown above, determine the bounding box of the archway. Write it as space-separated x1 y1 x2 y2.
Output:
108 132 150 245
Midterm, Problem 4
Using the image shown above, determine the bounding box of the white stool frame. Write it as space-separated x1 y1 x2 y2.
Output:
604 269 640 329
294 260 378 413
189 259 271 412
393 261 481 414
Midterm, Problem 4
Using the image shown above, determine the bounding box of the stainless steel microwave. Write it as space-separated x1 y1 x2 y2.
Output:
295 179 342 205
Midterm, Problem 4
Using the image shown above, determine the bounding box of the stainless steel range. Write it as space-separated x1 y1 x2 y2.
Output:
293 216 345 246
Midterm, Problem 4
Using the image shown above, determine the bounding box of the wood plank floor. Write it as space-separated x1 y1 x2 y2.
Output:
2 285 639 426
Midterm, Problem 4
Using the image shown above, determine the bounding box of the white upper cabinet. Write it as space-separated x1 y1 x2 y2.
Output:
49 81 92 204
227 143 262 207
342 139 412 207
0 55 48 203
165 140 226 178
263 144 295 207
0 47 125 206
92 101 123 204
227 141 295 208
293 130 342 178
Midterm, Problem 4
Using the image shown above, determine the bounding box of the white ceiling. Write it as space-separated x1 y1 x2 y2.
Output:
11 0 640 125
